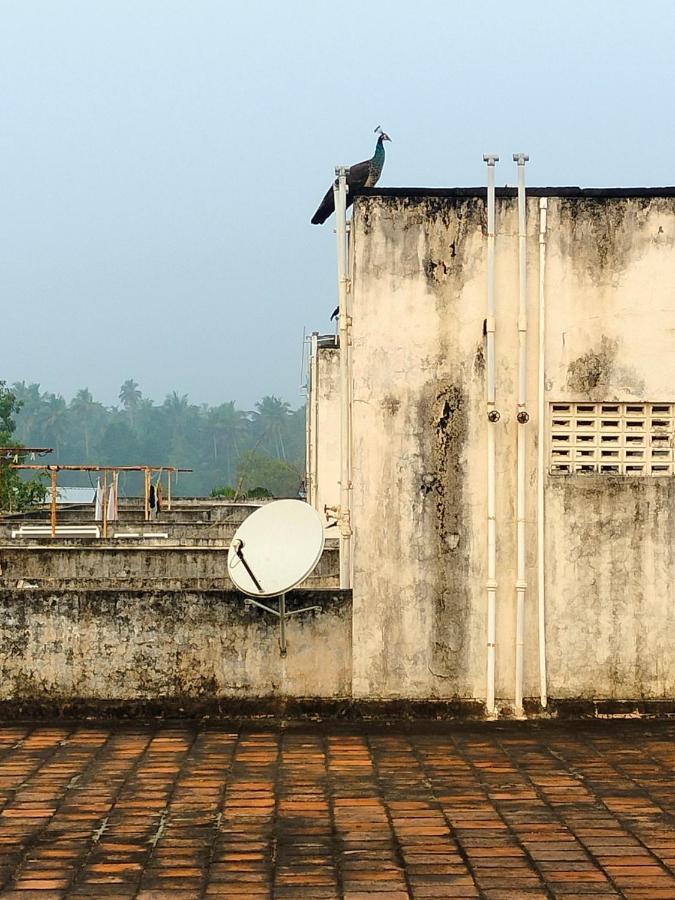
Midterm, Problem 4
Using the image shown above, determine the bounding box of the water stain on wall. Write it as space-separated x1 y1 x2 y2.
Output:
357 196 484 297
558 198 643 284
566 335 646 398
567 336 618 394
418 383 471 681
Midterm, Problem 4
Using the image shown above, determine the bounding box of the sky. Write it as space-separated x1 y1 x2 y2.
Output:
1 0 674 410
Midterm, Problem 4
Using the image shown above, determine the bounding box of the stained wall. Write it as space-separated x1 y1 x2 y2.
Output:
349 190 675 704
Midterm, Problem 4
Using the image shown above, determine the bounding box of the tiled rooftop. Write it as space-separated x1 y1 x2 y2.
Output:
0 720 673 898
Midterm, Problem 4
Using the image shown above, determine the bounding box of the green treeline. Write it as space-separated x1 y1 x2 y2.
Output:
9 380 306 498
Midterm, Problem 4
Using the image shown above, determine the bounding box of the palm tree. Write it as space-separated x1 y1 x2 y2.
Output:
253 395 292 459
119 379 142 429
163 392 203 464
41 394 68 457
163 392 191 433
207 401 248 483
70 388 103 459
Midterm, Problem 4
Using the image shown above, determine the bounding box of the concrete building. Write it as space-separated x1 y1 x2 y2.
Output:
308 185 675 712
305 333 341 523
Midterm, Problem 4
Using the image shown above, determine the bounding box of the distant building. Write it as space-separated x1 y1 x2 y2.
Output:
45 486 96 505
305 333 340 522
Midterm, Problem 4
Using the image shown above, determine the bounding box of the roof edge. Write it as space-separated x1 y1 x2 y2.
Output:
354 186 675 200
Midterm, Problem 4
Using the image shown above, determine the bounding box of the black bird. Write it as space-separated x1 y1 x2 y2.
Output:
311 127 391 225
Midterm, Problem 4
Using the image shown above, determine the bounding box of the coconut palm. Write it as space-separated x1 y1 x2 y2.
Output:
207 401 248 483
252 395 292 459
70 388 104 459
41 394 68 457
119 379 142 429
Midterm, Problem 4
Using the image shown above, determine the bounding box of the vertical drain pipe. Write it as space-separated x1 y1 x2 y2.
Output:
513 153 529 717
483 154 499 716
346 219 354 585
537 197 548 708
334 167 352 589
304 335 312 505
307 331 319 508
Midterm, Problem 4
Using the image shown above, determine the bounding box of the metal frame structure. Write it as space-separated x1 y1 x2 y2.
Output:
10 464 191 537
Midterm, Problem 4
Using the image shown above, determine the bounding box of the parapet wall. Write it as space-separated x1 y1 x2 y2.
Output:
0 589 351 702
0 542 339 591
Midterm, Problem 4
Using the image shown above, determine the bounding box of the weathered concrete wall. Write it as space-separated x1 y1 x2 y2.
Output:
0 543 339 591
546 478 674 698
350 195 490 700
349 191 675 704
547 197 675 402
0 589 351 700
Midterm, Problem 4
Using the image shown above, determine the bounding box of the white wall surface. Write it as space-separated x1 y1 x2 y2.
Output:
348 192 675 705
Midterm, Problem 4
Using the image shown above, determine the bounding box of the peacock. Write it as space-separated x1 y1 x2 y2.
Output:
311 126 391 225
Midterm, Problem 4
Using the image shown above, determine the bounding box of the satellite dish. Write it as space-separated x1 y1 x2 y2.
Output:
227 500 325 655
228 499 325 597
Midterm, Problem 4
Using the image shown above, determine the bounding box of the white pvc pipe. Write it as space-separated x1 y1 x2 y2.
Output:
483 154 499 716
307 332 319 508
304 345 312 504
514 153 529 716
537 197 548 708
334 167 352 589
347 221 354 585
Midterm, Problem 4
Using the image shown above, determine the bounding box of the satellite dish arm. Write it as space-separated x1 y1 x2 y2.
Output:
231 538 264 593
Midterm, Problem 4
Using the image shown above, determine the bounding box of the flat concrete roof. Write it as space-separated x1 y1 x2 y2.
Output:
356 185 675 200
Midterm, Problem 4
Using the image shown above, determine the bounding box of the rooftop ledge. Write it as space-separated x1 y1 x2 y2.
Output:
354 186 675 200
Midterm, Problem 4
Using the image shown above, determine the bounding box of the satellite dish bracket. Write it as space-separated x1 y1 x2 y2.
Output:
243 593 321 656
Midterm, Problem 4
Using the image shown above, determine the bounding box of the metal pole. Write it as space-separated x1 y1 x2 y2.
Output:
334 166 352 589
514 153 529 717
102 469 108 539
144 468 149 521
167 470 172 511
278 593 287 656
483 154 499 716
537 197 548 708
50 468 57 537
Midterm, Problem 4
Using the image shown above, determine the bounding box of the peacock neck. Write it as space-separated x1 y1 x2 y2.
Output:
373 137 385 164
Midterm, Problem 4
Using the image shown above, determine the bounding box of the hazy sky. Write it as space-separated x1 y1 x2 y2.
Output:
2 1 674 409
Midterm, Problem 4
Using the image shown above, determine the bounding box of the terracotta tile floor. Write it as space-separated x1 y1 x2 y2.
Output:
0 720 673 898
